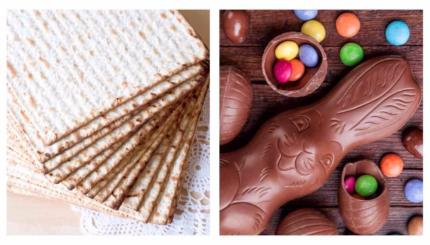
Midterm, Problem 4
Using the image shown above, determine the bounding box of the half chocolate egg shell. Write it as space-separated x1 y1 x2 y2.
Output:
338 160 390 235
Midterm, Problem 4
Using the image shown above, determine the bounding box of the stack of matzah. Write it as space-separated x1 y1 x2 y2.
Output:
6 9 209 225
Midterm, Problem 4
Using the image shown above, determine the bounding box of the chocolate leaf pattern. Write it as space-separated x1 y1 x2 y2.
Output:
351 88 417 135
337 61 405 112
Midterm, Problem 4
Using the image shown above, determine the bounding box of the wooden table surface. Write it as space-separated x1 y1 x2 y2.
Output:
220 10 423 235
7 10 209 235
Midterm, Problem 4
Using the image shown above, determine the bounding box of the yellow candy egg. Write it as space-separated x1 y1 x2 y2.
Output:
275 41 299 61
301 20 326 43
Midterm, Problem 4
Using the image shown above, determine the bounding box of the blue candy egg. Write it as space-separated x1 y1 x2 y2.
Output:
404 178 423 203
385 20 410 46
294 10 318 21
299 44 319 68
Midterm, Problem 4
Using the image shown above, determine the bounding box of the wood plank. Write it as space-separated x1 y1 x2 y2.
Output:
220 46 423 82
220 10 423 47
263 207 423 235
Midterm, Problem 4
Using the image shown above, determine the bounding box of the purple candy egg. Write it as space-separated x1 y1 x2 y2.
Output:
344 176 356 194
299 44 319 68
273 60 292 83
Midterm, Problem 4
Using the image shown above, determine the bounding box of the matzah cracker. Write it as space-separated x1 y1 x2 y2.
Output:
149 80 208 224
102 89 200 210
7 10 207 146
41 74 203 179
45 108 168 184
7 79 208 223
8 64 204 164
89 104 183 202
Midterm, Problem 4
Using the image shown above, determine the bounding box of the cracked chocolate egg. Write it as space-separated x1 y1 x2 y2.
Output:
220 66 253 145
276 208 338 235
338 160 390 235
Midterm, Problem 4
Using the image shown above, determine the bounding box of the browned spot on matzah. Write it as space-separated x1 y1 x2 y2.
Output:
34 10 41 16
139 31 145 39
29 95 37 109
43 21 48 31
39 57 50 68
7 62 17 77
161 13 167 19
27 38 36 46
171 25 177 32
20 110 30 123
111 28 118 36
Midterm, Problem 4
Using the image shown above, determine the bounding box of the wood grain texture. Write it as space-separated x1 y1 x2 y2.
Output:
221 10 423 235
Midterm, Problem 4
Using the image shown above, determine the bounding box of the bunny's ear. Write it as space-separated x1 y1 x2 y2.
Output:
332 57 421 138
351 87 418 135
335 57 407 113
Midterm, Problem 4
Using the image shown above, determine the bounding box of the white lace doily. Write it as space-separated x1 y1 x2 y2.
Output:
73 92 210 235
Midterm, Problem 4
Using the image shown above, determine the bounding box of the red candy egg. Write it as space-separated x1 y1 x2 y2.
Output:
273 60 292 83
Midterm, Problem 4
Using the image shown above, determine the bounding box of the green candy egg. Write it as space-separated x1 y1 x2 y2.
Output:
339 42 364 66
355 175 378 197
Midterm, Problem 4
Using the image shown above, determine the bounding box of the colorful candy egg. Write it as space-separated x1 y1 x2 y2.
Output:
336 12 361 38
404 178 423 203
407 215 423 235
380 153 404 177
299 44 319 67
385 20 410 46
344 176 356 194
275 41 299 61
293 10 318 21
288 59 305 81
339 42 364 66
301 20 326 43
273 60 292 83
355 175 378 197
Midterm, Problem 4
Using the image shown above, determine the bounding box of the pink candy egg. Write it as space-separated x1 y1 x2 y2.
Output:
344 176 356 194
273 60 292 83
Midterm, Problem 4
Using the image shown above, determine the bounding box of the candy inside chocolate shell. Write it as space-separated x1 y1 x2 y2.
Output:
338 160 390 235
220 66 253 145
276 208 338 235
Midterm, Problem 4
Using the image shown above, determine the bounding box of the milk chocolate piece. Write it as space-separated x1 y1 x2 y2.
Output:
220 56 421 235
402 127 423 158
276 208 338 235
338 160 389 234
222 10 250 44
220 66 253 145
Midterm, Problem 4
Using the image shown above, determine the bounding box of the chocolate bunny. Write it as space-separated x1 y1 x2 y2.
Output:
220 56 421 235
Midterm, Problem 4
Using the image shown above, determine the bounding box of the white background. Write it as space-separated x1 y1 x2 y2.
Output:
1 0 428 243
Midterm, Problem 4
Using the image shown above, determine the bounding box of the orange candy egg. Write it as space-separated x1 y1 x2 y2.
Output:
288 59 305 81
336 12 361 38
380 153 404 177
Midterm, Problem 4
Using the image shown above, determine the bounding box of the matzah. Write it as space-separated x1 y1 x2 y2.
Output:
7 10 207 146
8 64 204 165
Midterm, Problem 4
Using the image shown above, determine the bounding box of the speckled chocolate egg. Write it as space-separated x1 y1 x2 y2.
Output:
222 10 250 44
276 208 338 235
220 66 253 145
402 127 423 158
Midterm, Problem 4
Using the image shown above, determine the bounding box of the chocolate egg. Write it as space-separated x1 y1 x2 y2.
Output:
276 208 338 235
222 10 250 44
339 160 389 235
407 215 423 235
402 127 423 158
220 66 253 145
